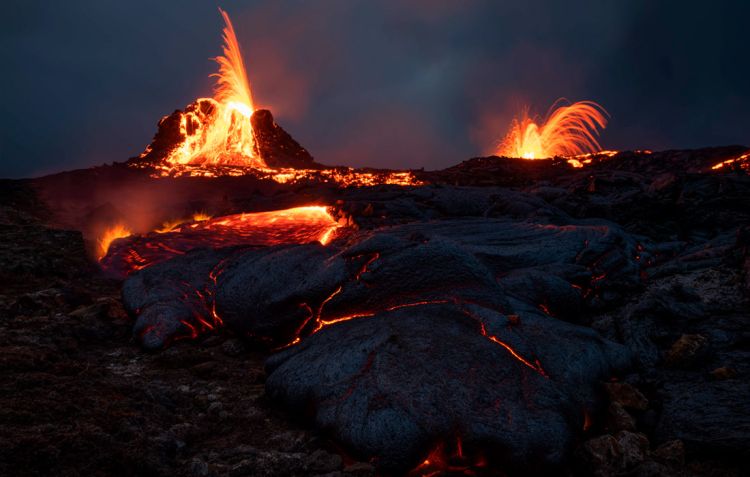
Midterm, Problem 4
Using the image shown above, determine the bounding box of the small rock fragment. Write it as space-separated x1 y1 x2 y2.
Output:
207 402 223 415
305 449 343 473
652 439 685 468
604 382 649 410
615 430 649 468
664 334 708 368
577 434 623 476
222 338 247 357
606 401 636 432
189 458 209 477
628 460 674 477
709 366 736 380
343 462 376 477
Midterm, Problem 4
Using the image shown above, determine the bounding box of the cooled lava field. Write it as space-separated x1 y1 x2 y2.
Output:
1 145 749 477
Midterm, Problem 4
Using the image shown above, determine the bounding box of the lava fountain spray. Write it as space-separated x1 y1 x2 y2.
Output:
498 99 608 159
162 9 265 168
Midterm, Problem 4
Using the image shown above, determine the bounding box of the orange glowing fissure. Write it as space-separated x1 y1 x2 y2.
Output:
277 283 548 380
498 99 610 167
409 438 487 477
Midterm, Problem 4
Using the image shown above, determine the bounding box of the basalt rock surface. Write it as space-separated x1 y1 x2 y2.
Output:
122 215 646 472
3 146 750 476
265 304 630 473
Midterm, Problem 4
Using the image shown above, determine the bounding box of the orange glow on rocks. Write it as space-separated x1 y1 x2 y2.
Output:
498 99 608 161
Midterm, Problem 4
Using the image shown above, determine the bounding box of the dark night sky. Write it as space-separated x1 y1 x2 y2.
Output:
1 0 748 178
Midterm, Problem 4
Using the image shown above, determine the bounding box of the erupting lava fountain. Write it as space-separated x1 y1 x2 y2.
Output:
497 99 609 160
149 9 263 169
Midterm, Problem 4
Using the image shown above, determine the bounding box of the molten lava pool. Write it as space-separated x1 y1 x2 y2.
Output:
99 206 342 278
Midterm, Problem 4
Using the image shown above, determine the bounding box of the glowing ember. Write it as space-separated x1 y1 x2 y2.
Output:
156 9 264 169
498 99 608 161
97 224 131 260
99 206 342 276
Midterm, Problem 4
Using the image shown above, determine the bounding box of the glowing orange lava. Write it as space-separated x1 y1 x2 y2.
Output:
98 206 342 275
478 321 548 377
130 10 423 187
97 224 131 260
157 9 264 169
409 439 487 477
711 151 750 171
155 212 212 234
498 99 608 161
131 160 424 186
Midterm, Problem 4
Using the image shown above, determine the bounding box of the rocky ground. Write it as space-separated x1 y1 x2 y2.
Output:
1 148 749 476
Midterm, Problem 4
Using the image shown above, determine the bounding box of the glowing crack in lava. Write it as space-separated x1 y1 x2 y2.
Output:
157 9 264 169
498 99 608 162
99 206 342 277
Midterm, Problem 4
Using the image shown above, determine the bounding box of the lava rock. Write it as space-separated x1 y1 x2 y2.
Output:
652 439 685 468
577 434 624 477
576 431 650 477
121 216 647 472
250 109 318 169
664 334 709 368
709 366 737 380
605 402 637 432
265 303 630 473
656 380 750 454
615 430 650 469
604 382 649 411
304 449 343 473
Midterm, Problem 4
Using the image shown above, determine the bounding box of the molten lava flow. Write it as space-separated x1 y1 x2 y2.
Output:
711 151 750 171
155 212 212 234
159 9 264 169
99 206 342 276
566 149 619 168
132 160 424 186
97 224 131 260
498 99 608 161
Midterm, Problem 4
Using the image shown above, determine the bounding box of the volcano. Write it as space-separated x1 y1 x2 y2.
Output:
2 8 750 477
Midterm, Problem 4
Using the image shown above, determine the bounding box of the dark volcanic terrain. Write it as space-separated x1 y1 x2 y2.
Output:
1 146 749 476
